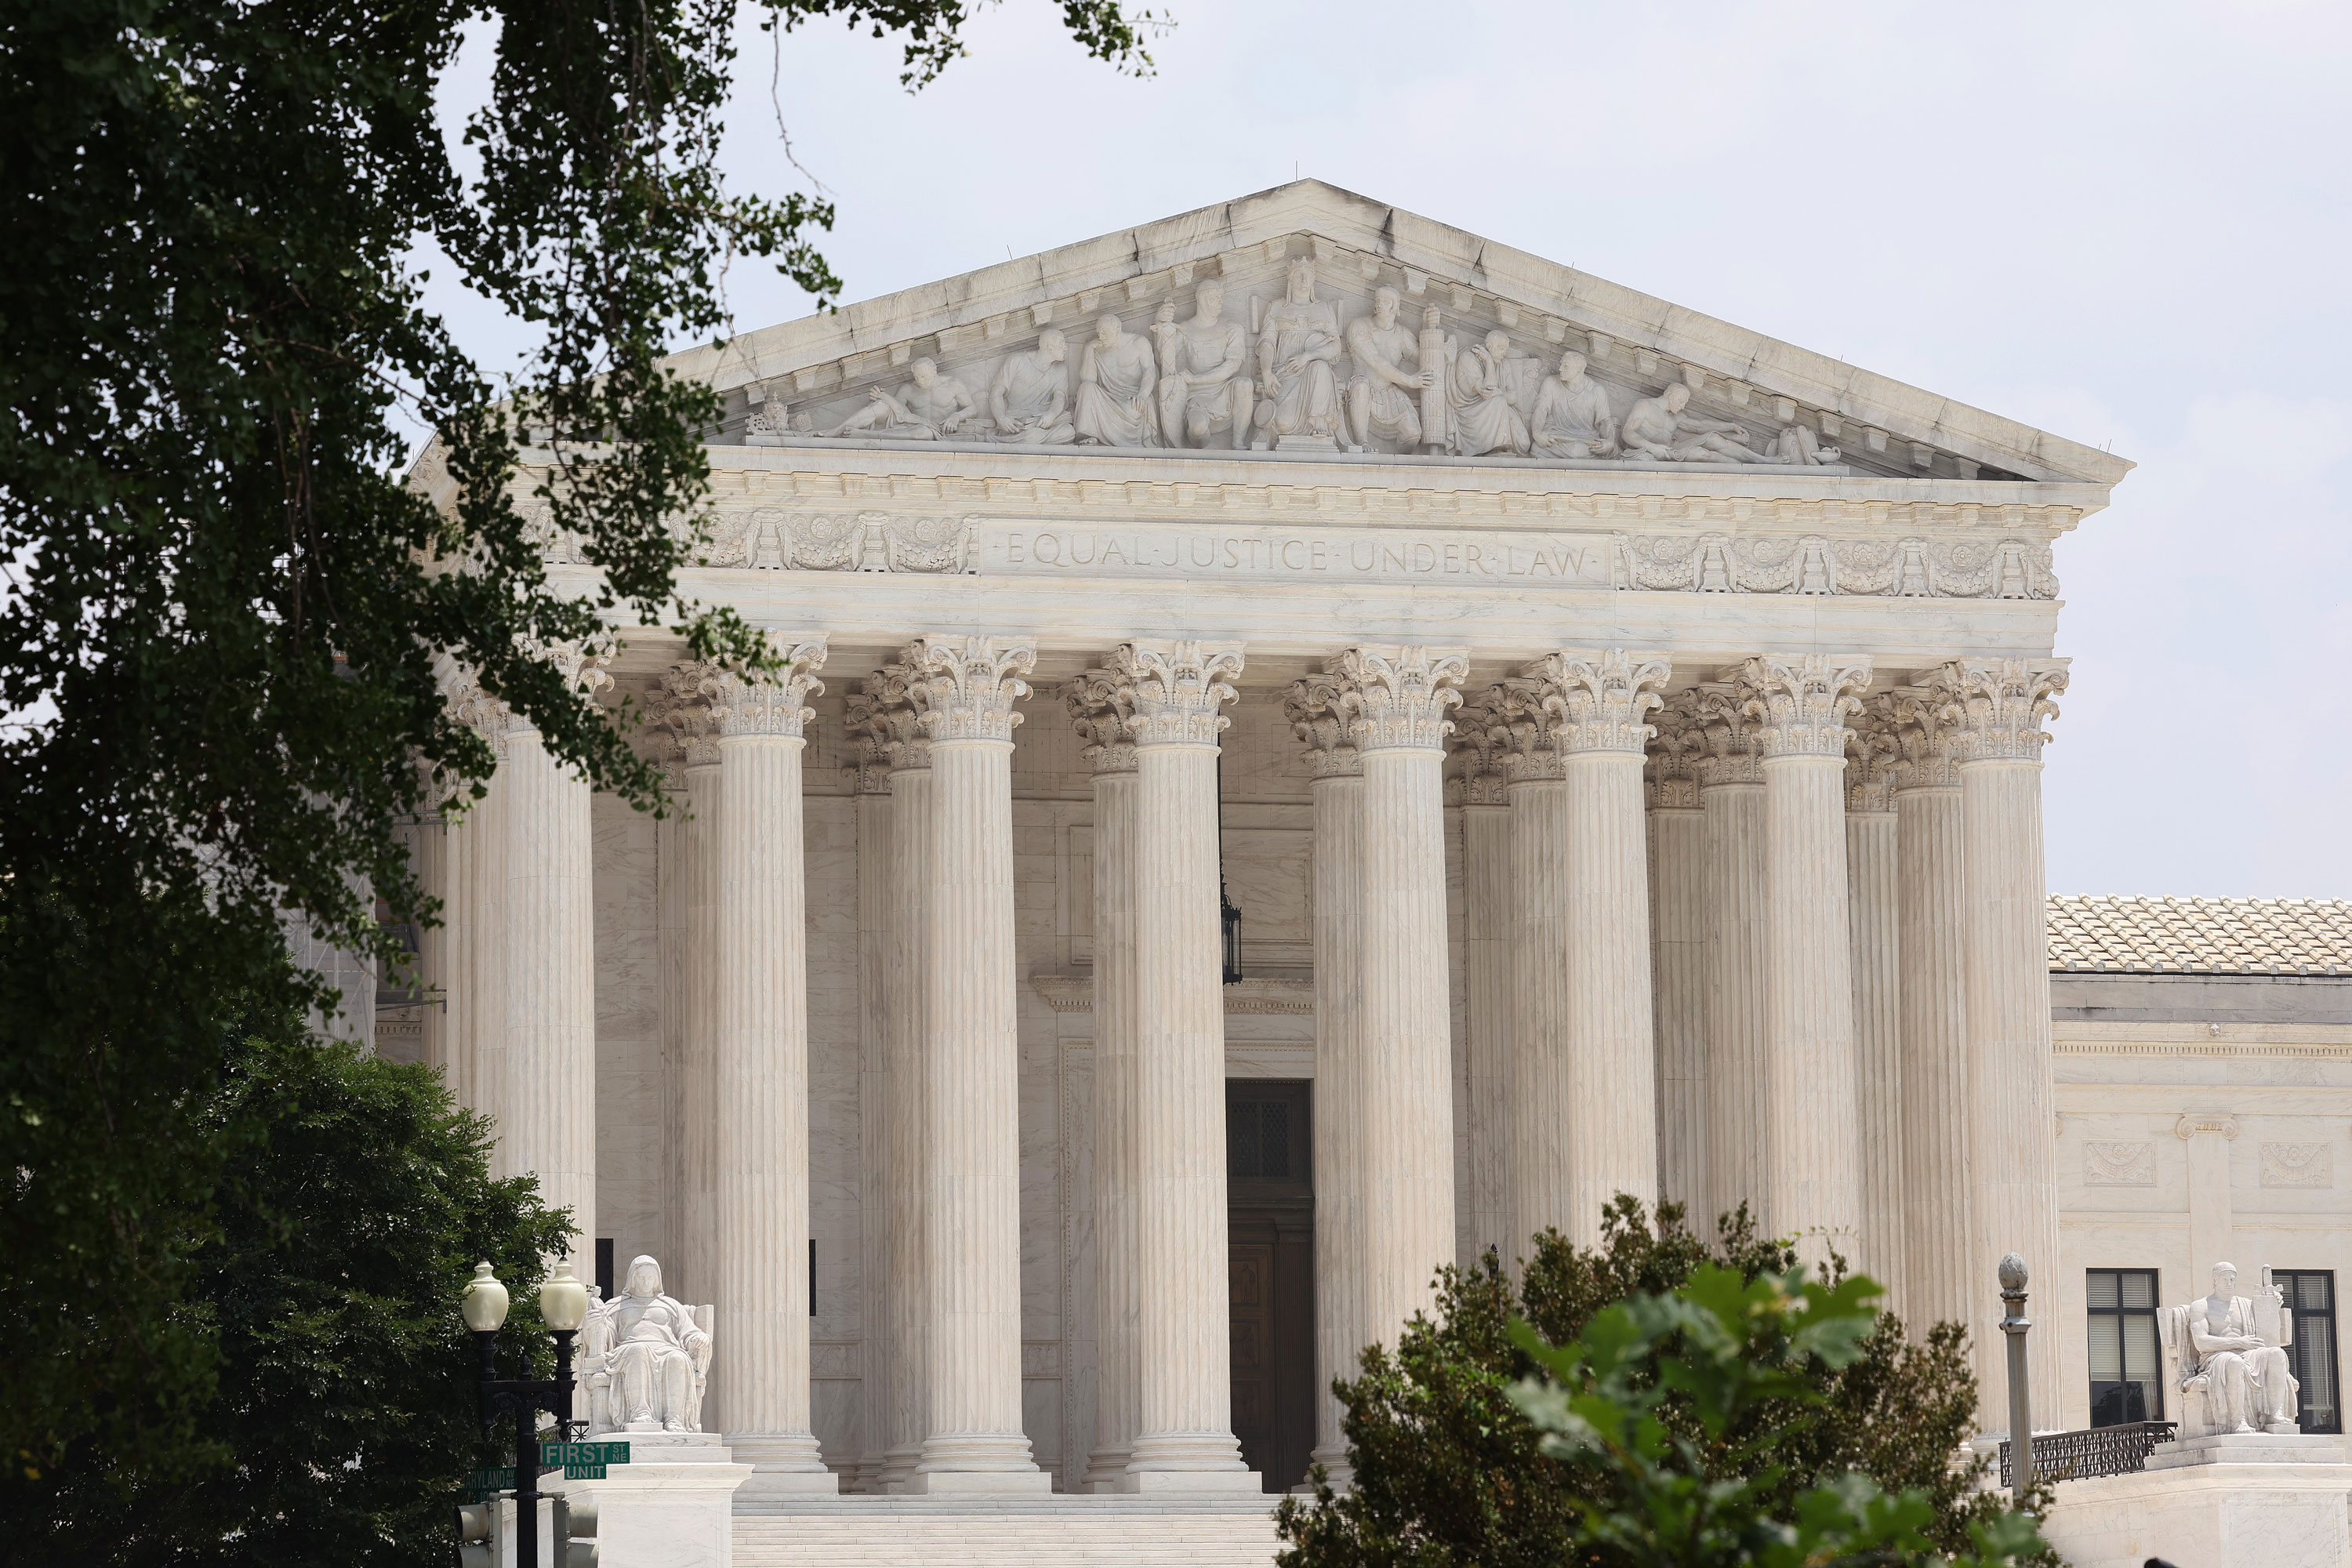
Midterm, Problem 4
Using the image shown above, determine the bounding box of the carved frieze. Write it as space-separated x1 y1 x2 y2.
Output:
2084 1141 2158 1187
697 507 979 574
2260 1142 2333 1189
1617 532 2054 599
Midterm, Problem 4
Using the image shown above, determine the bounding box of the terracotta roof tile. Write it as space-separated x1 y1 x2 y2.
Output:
2047 896 2352 977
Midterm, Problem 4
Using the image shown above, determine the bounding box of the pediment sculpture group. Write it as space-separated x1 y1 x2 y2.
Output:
771 258 1838 466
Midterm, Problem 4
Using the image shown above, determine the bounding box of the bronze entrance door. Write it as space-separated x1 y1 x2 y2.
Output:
1226 1079 1315 1492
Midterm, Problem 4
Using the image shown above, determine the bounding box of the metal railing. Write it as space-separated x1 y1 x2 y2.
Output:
1999 1421 2178 1486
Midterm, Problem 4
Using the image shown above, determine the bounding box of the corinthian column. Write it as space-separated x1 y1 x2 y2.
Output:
1063 671 1139 1492
1544 651 1671 1243
1647 691 1709 1215
707 641 834 1493
1844 699 1903 1300
1285 678 1362 1482
1336 646 1466 1352
864 668 933 1493
843 694 894 1493
1106 641 1256 1491
907 636 1047 1493
1694 688 1766 1231
461 644 608 1276
1492 677 1566 1258
1891 686 1970 1336
1743 655 1871 1265
1450 704 1513 1264
1941 659 2068 1426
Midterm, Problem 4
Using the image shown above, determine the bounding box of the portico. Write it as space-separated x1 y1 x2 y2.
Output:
402 182 2131 1512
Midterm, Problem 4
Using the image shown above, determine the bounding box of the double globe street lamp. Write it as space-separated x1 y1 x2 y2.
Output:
459 1259 591 1568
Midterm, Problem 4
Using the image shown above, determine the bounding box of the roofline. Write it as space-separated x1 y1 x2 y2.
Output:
671 179 2134 488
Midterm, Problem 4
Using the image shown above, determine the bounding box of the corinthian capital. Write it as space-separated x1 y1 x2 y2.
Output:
1846 695 1901 813
906 636 1036 744
1334 645 1468 755
1887 683 1961 789
705 637 829 739
840 691 895 793
1061 670 1137 776
1646 688 1707 809
1737 655 1872 759
656 661 722 768
1447 688 1512 805
1109 640 1243 748
860 664 931 771
1529 650 1672 756
447 676 528 757
544 633 618 699
1691 682 1762 787
1927 659 2068 763
1283 673 1360 779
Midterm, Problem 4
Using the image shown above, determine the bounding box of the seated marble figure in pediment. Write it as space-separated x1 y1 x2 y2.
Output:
720 189 2108 484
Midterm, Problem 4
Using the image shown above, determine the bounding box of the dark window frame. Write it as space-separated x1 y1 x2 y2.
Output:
2085 1267 2162 1428
2275 1269 2342 1436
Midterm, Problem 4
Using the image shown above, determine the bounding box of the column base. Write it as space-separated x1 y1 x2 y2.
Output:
909 1431 1050 1493
726 1432 839 1495
1115 1468 1265 1495
877 1442 924 1494
1082 1443 1134 1494
1308 1444 1355 1491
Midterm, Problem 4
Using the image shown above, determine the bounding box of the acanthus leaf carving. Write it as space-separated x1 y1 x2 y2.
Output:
859 662 931 772
1060 669 1138 775
1109 640 1243 748
1333 645 1468 755
1645 688 1706 809
1929 658 2067 763
1447 688 1512 805
1738 654 1871 760
1283 673 1361 779
1845 694 1903 813
1531 649 1672 756
1887 683 1963 790
703 637 829 739
906 636 1036 744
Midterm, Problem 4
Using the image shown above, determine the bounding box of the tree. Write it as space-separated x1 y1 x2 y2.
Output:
1276 1199 2045 1568
0 0 1154 1475
0 1013 572 1566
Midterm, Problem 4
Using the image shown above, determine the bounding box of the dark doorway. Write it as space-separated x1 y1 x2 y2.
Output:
1227 1079 1315 1492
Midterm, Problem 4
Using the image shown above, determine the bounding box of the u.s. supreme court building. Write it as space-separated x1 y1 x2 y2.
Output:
391 183 2352 1561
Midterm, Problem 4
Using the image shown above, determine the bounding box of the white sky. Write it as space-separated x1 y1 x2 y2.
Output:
430 0 2352 898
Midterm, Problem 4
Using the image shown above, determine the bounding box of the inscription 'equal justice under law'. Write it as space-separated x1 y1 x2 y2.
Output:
998 528 1608 583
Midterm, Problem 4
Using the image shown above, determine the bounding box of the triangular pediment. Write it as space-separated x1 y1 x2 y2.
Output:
670 180 2129 487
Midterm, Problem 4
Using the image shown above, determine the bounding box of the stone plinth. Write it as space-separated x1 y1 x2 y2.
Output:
2038 1437 2352 1568
562 1432 754 1568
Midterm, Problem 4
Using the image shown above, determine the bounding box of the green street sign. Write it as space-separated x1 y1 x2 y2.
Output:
466 1468 516 1490
539 1442 631 1468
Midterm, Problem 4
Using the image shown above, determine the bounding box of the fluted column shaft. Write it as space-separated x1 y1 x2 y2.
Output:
1748 656 1870 1265
912 637 1045 1491
1646 710 1709 1215
414 805 458 1084
1458 786 1512 1263
1340 648 1465 1356
1115 641 1252 1489
1295 710 1362 1478
1948 659 2067 1427
461 745 509 1117
1897 776 1969 1329
710 650 831 1490
879 725 933 1491
1506 764 1568 1254
1845 764 1902 1301
495 727 597 1272
1698 735 1766 1232
678 748 722 1309
654 769 688 1293
848 725 892 1493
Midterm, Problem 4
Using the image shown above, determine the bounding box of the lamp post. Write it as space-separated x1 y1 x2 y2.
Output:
463 1259 591 1568
1997 1252 2034 1504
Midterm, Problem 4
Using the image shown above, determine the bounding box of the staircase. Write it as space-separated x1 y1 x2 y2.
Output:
732 1495 1284 1568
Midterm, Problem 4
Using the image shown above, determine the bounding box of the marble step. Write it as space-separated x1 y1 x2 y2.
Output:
732 1497 1283 1568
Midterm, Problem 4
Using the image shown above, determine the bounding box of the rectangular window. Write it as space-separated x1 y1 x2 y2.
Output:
2086 1268 2162 1427
2277 1270 2341 1435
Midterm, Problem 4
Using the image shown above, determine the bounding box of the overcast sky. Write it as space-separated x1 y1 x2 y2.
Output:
434 0 2351 899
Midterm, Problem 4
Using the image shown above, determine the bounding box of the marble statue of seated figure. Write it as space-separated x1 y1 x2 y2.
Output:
988 328 1076 445
1529 350 1617 458
1073 314 1161 448
2187 1261 2299 1435
1619 382 1772 463
818 358 980 441
581 1254 714 1435
1769 423 1840 465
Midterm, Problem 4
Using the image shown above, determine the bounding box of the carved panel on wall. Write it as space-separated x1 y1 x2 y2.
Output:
1616 532 2054 600
695 508 979 574
2260 1142 2333 1189
2084 1141 2158 1187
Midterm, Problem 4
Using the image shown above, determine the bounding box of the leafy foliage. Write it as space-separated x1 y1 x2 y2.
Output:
1276 1199 2045 1568
0 0 1149 1475
0 1015 571 1565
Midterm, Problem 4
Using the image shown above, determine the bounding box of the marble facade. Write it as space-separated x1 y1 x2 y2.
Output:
394 183 2158 1504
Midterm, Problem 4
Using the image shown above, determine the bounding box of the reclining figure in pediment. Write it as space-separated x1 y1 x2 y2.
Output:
818 358 983 441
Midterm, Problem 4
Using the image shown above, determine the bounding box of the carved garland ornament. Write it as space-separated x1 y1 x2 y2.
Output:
697 509 979 575
1616 532 2054 600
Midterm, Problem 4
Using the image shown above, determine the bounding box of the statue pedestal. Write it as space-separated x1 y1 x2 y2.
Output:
2039 1436 2352 1568
557 1432 753 1568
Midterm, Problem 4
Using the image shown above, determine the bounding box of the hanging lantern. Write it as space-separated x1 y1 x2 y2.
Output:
1221 880 1244 985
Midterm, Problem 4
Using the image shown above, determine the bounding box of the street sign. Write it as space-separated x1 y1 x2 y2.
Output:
461 1443 630 1499
539 1442 631 1468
